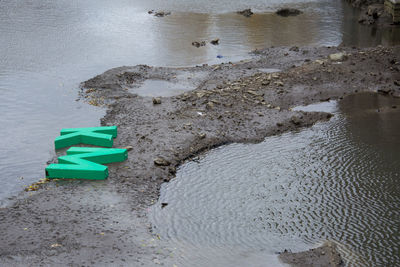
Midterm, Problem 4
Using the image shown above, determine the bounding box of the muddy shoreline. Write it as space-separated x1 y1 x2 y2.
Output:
1 45 399 266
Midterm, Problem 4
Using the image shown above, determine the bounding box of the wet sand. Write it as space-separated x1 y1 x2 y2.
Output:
1 45 399 266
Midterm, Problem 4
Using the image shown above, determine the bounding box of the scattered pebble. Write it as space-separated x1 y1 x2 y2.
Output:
154 157 171 166
210 39 220 45
152 97 162 104
237 9 253 17
192 41 206 48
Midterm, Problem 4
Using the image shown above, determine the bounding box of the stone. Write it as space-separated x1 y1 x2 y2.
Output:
154 157 171 166
154 11 171 17
378 88 392 94
192 41 206 48
291 116 301 125
210 39 220 45
206 102 214 109
198 133 206 139
276 8 303 17
152 97 161 104
394 80 400 86
237 9 254 17
329 52 348 61
367 4 384 18
123 145 133 151
168 166 176 175
262 81 270 86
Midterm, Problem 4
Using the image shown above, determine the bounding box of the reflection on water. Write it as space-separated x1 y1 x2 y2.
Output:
150 93 400 266
0 0 399 202
341 4 400 46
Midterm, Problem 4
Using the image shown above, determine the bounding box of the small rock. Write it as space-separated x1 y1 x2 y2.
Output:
329 52 347 61
161 203 168 208
358 14 375 25
276 8 302 17
154 157 171 166
152 97 161 104
237 9 254 17
206 102 214 109
168 166 176 175
291 116 301 125
289 46 299 52
196 92 206 98
198 133 206 139
276 122 283 127
210 38 220 45
148 10 154 14
154 11 171 17
378 88 392 95
192 41 206 48
123 145 133 151
262 81 270 86
394 80 400 86
367 4 383 18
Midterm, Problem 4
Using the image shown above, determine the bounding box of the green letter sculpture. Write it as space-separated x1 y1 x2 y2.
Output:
46 147 128 180
55 126 118 149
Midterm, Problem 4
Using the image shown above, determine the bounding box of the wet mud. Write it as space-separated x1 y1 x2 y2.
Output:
1 45 399 266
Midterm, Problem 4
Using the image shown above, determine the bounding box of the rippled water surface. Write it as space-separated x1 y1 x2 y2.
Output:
151 93 400 266
1 0 400 201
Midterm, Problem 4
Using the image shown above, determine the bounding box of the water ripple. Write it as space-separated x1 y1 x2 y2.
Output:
151 93 400 266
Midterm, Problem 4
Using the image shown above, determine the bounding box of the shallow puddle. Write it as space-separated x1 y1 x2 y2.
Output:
150 92 400 266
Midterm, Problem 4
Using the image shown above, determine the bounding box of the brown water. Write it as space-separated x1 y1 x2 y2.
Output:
150 93 400 266
0 0 400 202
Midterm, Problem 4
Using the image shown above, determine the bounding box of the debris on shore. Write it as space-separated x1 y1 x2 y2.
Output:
210 38 220 45
237 9 254 17
192 41 206 48
148 10 171 17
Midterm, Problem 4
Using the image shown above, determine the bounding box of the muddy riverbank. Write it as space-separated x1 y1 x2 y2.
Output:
1 45 399 266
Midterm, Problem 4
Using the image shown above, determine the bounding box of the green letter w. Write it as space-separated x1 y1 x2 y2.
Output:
46 147 127 180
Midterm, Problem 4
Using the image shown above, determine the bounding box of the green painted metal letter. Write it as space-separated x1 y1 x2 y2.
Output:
46 147 128 180
54 126 118 149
